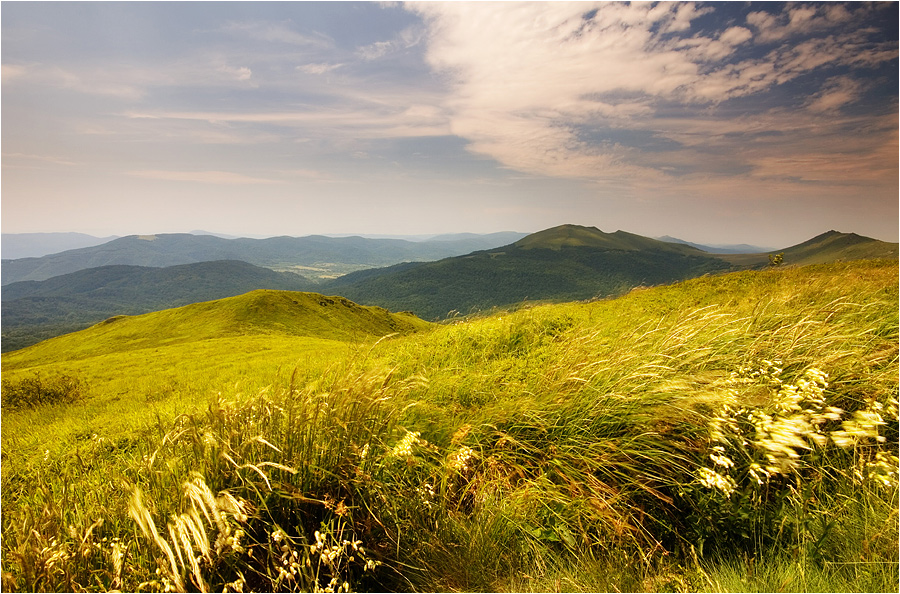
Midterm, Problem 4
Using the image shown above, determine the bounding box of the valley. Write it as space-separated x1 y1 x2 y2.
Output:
2 225 897 352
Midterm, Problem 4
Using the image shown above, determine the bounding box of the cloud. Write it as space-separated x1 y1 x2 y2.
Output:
407 1 896 187
746 4 854 43
1 64 27 82
297 62 344 75
218 21 333 47
127 170 281 185
356 26 423 60
805 76 863 113
2 152 77 167
122 91 452 141
217 65 253 82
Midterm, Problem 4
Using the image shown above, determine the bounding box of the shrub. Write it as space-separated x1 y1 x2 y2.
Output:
1 373 85 409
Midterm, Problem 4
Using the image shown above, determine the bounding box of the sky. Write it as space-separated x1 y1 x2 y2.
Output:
2 1 897 247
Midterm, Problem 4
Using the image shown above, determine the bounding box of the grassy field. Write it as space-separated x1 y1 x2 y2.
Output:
1 260 897 592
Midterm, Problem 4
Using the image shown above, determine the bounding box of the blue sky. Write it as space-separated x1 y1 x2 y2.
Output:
2 1 897 247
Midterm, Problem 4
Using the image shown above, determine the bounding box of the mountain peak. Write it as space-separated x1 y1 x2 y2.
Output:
513 225 611 250
512 224 704 253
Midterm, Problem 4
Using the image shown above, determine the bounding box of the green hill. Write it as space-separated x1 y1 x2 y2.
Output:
2 289 431 369
325 224 732 319
1 260 314 352
718 230 899 267
514 225 708 254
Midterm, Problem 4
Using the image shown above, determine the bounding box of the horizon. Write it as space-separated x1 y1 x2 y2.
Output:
2 2 897 247
10 224 893 253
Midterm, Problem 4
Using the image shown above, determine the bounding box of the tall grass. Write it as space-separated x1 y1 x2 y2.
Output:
1 260 897 591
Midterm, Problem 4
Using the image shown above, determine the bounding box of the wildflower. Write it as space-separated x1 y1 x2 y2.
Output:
390 430 421 458
697 467 737 497
866 452 899 488
748 463 770 485
449 446 476 471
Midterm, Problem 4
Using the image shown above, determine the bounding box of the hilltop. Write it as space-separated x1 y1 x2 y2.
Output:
718 230 898 267
1 260 314 352
325 226 898 320
514 225 709 254
326 224 732 319
2 289 431 370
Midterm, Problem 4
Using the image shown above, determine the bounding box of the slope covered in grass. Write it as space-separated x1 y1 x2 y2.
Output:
719 230 899 267
1 261 316 352
2 289 431 369
1 260 897 592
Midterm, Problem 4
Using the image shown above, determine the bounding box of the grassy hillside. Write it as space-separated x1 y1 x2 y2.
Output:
327 225 732 319
2 260 896 592
719 230 899 267
3 289 431 368
1 261 314 352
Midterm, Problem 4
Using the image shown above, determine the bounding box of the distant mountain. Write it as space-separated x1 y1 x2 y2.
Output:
1 260 313 352
656 236 775 254
0 232 529 285
4 290 431 361
324 225 732 320
1 232 118 259
716 230 899 268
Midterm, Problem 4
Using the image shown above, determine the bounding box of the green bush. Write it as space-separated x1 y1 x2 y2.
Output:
1 373 85 409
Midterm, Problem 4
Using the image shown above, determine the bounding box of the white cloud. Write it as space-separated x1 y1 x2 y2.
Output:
406 1 896 186
746 4 855 43
356 26 423 60
805 76 863 113
217 65 252 81
297 62 344 75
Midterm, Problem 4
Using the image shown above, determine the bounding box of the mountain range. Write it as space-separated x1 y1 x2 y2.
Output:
1 231 528 285
2 225 896 352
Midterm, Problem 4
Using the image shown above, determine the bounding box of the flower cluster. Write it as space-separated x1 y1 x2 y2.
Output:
390 430 422 459
448 446 476 472
697 362 897 497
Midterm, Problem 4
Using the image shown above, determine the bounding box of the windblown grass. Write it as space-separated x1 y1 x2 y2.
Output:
1 260 897 592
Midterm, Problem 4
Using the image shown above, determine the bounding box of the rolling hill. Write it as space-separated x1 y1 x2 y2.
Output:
0 231 528 285
717 230 899 267
1 260 313 352
324 224 733 320
2 289 431 369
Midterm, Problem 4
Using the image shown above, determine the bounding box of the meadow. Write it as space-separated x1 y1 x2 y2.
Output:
1 259 897 592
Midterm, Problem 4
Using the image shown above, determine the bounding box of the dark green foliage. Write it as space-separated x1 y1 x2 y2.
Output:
327 241 732 320
1 373 85 409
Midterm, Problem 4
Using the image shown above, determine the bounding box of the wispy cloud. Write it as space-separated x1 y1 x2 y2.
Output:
2 152 77 167
408 1 896 189
217 20 333 48
127 170 281 185
356 25 423 60
297 62 344 75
